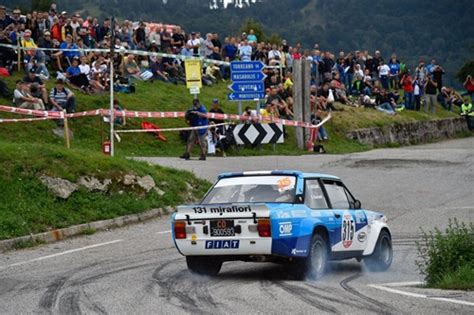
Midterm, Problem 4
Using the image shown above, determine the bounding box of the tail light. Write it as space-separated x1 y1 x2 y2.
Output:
257 219 271 237
174 221 187 239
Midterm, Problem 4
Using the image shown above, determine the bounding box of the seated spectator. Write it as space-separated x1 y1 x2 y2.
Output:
19 29 38 63
66 57 91 92
49 79 76 121
53 34 80 71
351 75 365 96
362 69 373 95
23 67 48 102
124 54 143 80
330 72 351 105
207 121 226 157
13 80 45 110
375 89 396 115
148 56 168 83
161 49 185 82
260 102 279 118
310 109 329 141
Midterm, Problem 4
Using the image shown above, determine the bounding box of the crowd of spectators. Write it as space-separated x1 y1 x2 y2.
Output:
0 4 472 138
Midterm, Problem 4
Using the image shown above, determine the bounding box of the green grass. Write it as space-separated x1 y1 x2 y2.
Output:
0 139 211 240
0 73 463 157
435 264 474 290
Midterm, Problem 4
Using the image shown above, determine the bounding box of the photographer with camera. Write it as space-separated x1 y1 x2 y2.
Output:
424 74 438 114
180 99 209 161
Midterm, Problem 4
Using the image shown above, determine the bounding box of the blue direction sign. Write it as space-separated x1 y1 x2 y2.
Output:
228 61 267 101
229 82 265 93
231 61 265 72
231 72 267 82
228 92 266 101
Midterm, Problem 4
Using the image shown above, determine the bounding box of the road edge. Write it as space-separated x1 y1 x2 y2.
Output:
0 207 169 253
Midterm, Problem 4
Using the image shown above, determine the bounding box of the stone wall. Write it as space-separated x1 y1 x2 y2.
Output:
346 118 469 146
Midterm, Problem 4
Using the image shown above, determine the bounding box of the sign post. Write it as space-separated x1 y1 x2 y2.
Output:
185 59 202 99
228 61 266 114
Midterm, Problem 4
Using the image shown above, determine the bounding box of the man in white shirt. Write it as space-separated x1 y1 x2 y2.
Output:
238 40 252 61
378 60 390 90
186 32 201 56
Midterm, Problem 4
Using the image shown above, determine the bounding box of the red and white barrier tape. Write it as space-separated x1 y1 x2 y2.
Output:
0 116 60 123
0 105 331 129
114 123 229 134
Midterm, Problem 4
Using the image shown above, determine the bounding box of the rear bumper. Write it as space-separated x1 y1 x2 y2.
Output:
175 238 272 256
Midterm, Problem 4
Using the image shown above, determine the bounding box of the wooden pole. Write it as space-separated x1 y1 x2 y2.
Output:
17 34 21 72
293 60 304 149
63 110 70 149
302 59 312 148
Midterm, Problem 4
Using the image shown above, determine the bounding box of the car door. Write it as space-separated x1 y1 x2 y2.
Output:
322 180 367 256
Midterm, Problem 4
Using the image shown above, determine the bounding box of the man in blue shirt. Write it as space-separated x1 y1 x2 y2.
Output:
387 54 400 90
52 34 79 71
223 38 238 61
180 99 209 161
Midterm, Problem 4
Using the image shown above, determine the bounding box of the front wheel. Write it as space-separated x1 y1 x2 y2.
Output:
364 230 393 272
186 256 223 276
290 234 329 280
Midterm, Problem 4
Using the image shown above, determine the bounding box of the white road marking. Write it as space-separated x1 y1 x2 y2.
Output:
156 230 171 235
1 239 124 269
368 282 474 307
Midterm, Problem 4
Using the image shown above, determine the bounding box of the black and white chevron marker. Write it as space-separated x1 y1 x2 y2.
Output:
233 123 284 145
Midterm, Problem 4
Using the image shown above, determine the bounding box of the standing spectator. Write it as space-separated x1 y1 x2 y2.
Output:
415 60 428 84
160 27 172 52
372 50 384 79
432 64 445 93
460 98 474 130
0 6 15 29
400 71 414 110
211 32 222 52
209 98 225 133
180 99 208 161
171 26 185 53
426 59 437 74
222 37 238 62
246 29 257 43
378 60 390 90
203 33 214 57
238 39 252 61
187 32 200 56
320 51 334 81
49 79 76 119
424 74 438 114
413 76 422 111
133 22 147 50
388 54 400 90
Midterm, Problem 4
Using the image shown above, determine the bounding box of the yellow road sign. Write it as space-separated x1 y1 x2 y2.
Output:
185 59 203 89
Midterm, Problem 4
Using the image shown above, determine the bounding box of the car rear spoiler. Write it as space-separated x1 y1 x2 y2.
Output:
175 204 270 221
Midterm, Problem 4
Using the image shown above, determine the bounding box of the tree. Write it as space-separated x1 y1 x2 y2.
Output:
456 47 474 83
239 18 266 42
31 0 53 11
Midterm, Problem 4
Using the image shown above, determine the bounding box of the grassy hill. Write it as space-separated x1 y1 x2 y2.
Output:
0 74 461 157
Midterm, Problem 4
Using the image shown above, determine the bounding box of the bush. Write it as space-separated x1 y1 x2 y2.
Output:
416 218 474 289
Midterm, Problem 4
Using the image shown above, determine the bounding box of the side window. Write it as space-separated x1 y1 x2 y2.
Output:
304 180 328 209
344 188 356 209
324 181 350 209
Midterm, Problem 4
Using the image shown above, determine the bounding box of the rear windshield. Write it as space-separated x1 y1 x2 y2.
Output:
202 175 297 204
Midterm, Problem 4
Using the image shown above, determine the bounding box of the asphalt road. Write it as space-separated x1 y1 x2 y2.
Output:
1 138 473 314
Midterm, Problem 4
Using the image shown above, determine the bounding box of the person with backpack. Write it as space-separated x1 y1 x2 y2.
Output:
180 99 208 161
49 79 75 125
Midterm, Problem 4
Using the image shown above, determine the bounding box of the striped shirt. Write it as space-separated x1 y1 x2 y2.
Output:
49 87 70 106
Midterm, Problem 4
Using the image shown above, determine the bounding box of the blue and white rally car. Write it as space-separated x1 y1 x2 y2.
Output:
172 171 393 279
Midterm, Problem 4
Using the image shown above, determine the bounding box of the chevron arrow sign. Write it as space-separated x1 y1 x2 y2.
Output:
233 123 284 145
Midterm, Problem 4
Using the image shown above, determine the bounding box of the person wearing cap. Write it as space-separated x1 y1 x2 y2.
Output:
13 80 45 110
49 79 75 121
180 99 208 161
20 29 37 60
23 67 48 101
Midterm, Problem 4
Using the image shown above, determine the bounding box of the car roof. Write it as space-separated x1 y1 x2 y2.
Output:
218 170 340 180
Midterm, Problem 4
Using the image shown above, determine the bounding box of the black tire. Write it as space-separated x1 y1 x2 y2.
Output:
364 230 393 272
290 233 329 280
186 256 223 276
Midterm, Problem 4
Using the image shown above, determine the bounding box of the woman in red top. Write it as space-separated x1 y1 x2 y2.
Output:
400 71 414 110
463 75 474 103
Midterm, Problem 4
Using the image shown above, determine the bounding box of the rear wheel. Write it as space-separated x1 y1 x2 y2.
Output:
364 230 393 272
290 234 328 280
186 256 223 276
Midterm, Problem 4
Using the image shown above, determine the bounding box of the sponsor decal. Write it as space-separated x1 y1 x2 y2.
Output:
291 210 307 217
278 222 293 237
193 205 252 215
277 177 293 192
357 232 367 242
342 213 355 248
355 211 366 224
205 240 240 249
277 211 291 219
291 248 307 255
